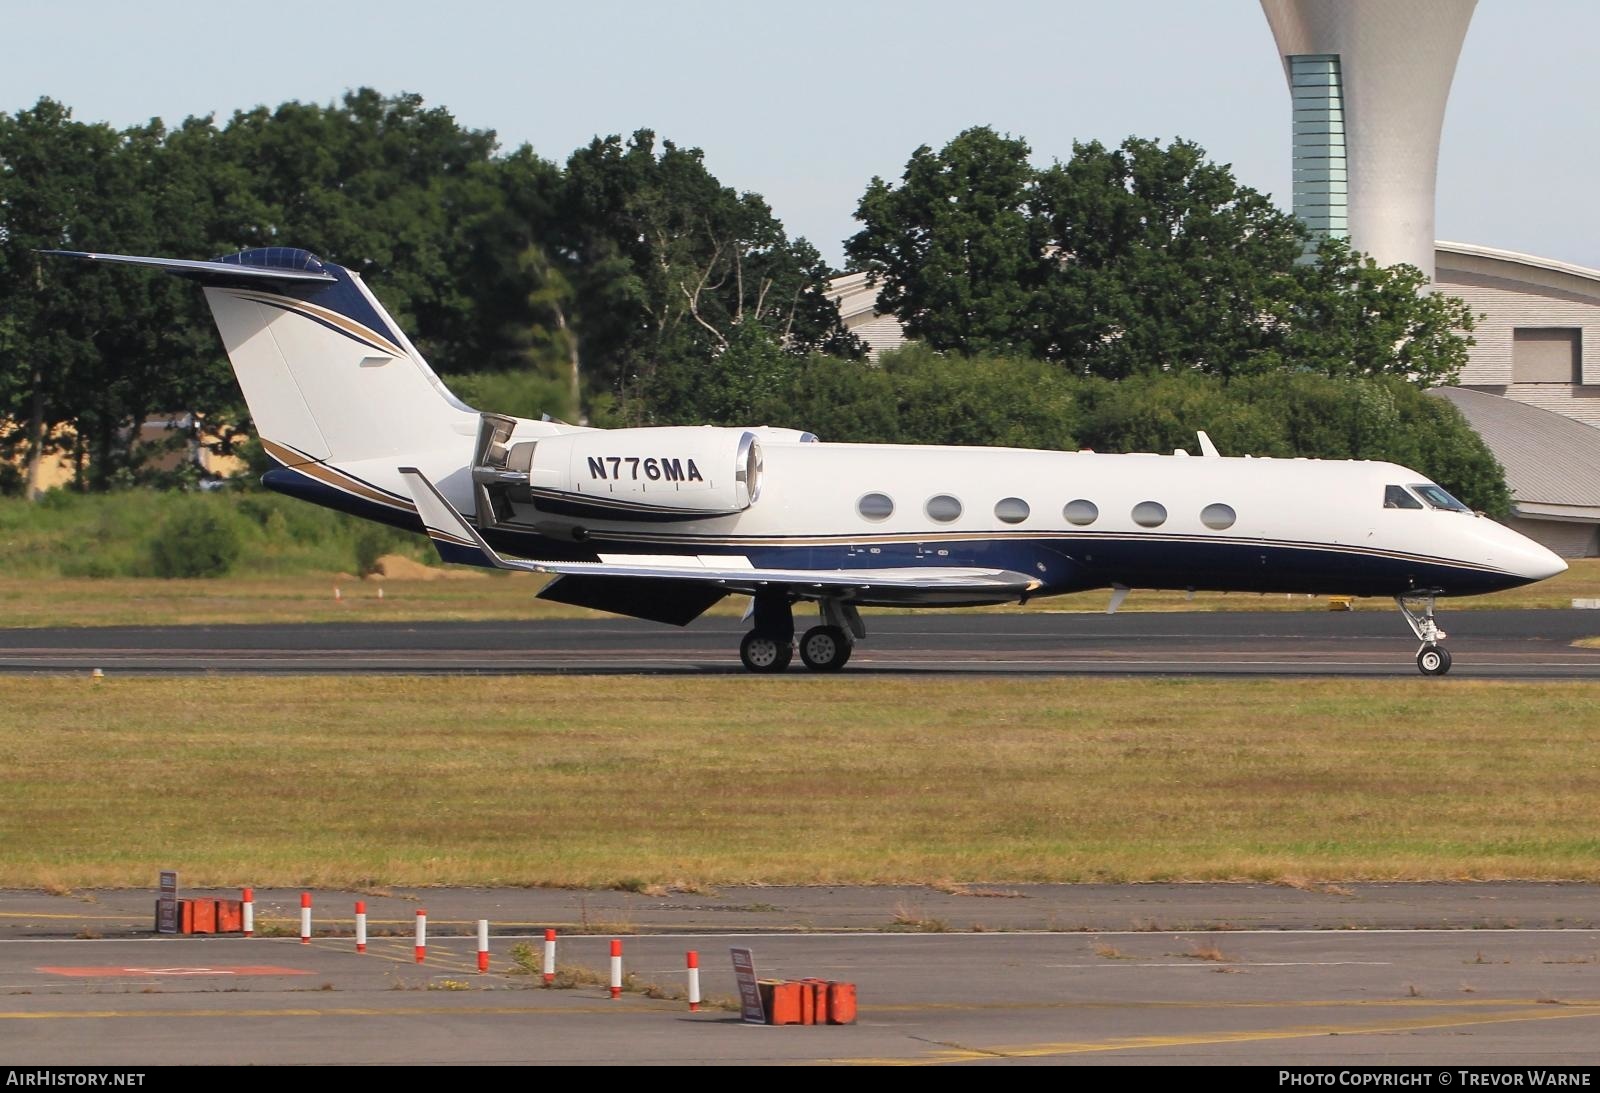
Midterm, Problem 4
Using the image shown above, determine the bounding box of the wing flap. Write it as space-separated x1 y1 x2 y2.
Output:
537 574 727 626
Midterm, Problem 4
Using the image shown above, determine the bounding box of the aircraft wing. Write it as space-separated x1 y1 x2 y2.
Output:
399 468 1041 617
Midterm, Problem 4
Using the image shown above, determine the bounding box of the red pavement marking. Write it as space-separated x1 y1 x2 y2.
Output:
37 966 310 977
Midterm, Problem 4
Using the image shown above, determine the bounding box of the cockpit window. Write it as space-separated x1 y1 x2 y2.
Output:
1384 485 1423 510
1412 484 1470 513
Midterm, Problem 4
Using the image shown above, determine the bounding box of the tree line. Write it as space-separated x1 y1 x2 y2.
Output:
0 90 854 493
1 94 1504 512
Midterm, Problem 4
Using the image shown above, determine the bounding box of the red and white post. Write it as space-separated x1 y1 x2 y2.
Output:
241 888 253 938
476 919 489 974
542 929 556 984
355 901 367 953
414 909 427 964
686 950 701 1012
299 892 312 945
609 939 623 999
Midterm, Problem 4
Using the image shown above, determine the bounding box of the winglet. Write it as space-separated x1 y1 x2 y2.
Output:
399 467 535 572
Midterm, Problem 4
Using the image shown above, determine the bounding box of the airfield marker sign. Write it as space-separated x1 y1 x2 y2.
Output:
730 946 764 1024
156 871 178 935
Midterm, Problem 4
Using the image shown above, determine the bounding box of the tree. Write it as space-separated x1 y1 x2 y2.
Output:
649 321 799 426
211 90 506 371
1034 137 1307 377
562 130 857 421
845 127 1045 355
450 145 578 418
1268 237 1476 387
846 130 1477 385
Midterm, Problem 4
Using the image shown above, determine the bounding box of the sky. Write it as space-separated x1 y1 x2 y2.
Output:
2 0 1596 271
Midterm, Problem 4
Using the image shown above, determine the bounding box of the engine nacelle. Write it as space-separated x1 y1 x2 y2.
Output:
516 426 764 521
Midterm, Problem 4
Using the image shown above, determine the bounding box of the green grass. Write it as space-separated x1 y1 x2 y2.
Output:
0 489 431 579
3 675 1599 889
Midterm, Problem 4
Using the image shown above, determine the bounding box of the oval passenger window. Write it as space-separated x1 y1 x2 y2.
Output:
1201 503 1236 530
1064 499 1098 526
857 493 894 520
926 494 963 523
995 497 1030 524
1132 501 1167 528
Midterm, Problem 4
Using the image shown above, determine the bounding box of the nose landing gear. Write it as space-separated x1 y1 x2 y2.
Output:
1398 592 1452 676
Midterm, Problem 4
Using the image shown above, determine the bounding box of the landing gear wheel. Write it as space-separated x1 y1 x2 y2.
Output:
799 625 852 672
740 630 792 673
1416 644 1452 676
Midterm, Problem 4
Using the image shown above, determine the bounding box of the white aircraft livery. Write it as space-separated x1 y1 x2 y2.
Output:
46 247 1567 675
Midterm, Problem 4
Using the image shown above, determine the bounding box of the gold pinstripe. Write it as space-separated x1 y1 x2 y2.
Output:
229 288 406 357
260 438 415 514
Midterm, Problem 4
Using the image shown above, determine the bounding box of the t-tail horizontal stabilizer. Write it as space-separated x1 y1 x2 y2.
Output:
40 249 337 285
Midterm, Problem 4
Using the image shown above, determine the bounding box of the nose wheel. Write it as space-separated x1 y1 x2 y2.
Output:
1416 643 1452 676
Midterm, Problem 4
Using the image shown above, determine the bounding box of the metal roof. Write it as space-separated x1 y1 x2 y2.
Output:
1430 387 1600 519
1437 241 1600 286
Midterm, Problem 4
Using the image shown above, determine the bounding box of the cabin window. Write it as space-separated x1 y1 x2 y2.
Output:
1412 484 1470 513
1384 485 1423 510
858 492 894 520
926 494 963 522
995 497 1030 524
1064 499 1098 526
1200 503 1236 530
1131 501 1167 528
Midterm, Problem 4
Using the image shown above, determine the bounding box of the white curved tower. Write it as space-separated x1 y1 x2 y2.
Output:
1262 0 1475 281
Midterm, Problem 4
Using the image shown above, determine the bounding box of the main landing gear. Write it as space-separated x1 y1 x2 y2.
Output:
799 624 852 671
1397 591 1452 676
738 631 792 673
738 595 863 673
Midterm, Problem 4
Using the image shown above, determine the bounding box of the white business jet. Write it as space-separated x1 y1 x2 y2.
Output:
46 247 1567 674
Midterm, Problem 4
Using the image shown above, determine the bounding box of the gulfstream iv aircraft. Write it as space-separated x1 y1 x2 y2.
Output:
48 247 1567 674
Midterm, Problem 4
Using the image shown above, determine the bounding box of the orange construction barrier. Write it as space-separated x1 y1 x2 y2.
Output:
190 898 217 934
161 897 250 935
826 981 857 1025
174 898 218 934
757 978 857 1025
758 980 803 1025
214 899 244 933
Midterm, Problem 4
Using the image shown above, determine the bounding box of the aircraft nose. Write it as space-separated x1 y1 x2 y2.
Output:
1503 534 1567 582
1522 543 1568 582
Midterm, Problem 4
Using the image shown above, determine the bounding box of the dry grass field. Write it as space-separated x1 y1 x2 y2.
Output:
4 675 1598 890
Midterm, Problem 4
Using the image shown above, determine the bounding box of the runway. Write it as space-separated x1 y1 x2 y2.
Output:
0 609 1597 677
4 884 1598 1066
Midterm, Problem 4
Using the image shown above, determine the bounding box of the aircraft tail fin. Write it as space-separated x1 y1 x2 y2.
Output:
43 248 477 471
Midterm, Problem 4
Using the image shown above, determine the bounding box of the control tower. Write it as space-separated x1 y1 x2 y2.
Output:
1261 0 1476 280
